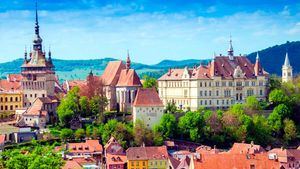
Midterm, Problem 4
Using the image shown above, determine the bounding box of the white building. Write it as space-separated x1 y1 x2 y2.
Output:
132 88 164 128
282 52 293 83
158 39 269 111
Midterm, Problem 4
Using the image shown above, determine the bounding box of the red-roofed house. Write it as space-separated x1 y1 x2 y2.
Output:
158 39 268 111
104 136 127 169
132 88 164 128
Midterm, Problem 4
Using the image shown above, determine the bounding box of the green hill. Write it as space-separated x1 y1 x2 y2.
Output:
0 41 299 81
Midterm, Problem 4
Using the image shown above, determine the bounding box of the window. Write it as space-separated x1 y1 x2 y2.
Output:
216 90 219 96
260 90 263 96
222 82 226 86
200 91 203 96
229 81 233 86
247 89 254 96
252 81 256 86
236 82 242 86
215 82 220 87
209 91 211 96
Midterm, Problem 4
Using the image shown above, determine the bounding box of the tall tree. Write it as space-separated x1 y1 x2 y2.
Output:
154 113 177 139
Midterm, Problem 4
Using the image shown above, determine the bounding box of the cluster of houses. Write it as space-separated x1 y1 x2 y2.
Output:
57 137 300 169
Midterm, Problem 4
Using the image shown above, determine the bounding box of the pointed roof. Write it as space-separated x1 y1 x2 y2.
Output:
284 52 291 67
116 69 142 87
227 35 234 58
101 61 126 86
133 88 163 107
254 52 263 76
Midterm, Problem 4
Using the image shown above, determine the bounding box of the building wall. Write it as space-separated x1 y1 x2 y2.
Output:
22 73 56 107
282 66 293 82
133 106 164 129
0 92 23 113
23 115 46 128
148 159 168 169
158 76 268 111
116 86 139 112
127 160 148 169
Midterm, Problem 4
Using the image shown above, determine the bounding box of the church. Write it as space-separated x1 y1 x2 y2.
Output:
158 38 269 110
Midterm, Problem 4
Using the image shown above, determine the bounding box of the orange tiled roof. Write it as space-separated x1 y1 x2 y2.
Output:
0 79 21 92
23 96 58 116
106 154 127 165
228 142 265 154
133 88 163 107
126 146 168 161
67 140 103 154
63 160 82 169
101 61 126 86
116 69 142 87
7 74 23 82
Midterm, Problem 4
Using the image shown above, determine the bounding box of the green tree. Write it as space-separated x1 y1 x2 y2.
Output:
57 87 80 127
178 111 205 142
154 113 177 139
247 115 272 146
133 120 155 146
268 110 282 134
273 104 291 120
269 89 289 105
283 119 297 142
245 96 261 111
269 75 282 91
164 101 177 114
142 75 158 89
60 128 73 142
79 96 89 117
90 95 108 122
75 128 85 140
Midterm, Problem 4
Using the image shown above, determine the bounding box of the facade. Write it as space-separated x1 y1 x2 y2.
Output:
158 40 268 110
282 52 293 83
132 88 164 128
0 75 23 113
104 137 127 169
126 146 169 169
21 5 56 108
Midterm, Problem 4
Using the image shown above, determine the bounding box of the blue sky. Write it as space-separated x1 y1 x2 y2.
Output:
0 0 299 64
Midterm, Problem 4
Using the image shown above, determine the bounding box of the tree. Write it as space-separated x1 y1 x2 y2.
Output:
81 72 105 99
178 111 205 142
273 104 291 120
1 144 64 169
60 128 73 142
133 120 154 146
90 95 108 123
164 101 177 114
75 128 85 140
245 96 261 112
79 96 89 117
268 110 282 134
142 75 158 89
283 119 297 142
57 87 80 127
269 75 282 91
154 113 177 139
247 115 272 146
269 89 289 105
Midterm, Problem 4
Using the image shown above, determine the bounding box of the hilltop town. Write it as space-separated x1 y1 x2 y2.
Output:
1 3 300 169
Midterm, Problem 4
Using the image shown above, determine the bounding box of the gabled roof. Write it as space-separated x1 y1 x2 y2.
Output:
7 74 22 82
116 69 142 87
126 146 168 161
66 140 103 154
133 88 163 107
106 154 127 165
229 142 265 154
23 96 58 116
101 61 126 86
0 79 21 92
158 56 268 81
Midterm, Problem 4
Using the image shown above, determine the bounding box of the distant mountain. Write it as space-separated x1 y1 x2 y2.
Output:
248 41 300 75
0 41 299 81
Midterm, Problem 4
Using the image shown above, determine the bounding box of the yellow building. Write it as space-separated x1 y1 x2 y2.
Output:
0 92 23 113
126 146 169 169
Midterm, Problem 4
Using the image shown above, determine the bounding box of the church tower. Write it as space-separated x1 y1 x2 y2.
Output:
282 52 293 83
227 36 234 60
21 2 56 107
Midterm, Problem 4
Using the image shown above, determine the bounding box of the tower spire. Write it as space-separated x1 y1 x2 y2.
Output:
228 34 234 60
33 0 43 51
284 52 290 67
256 52 259 61
24 45 28 61
126 49 131 70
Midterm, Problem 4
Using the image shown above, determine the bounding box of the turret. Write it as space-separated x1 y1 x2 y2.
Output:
126 50 131 70
254 52 262 76
228 35 234 60
24 46 28 62
282 52 293 82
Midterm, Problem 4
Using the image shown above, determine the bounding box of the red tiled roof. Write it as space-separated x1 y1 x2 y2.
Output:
229 142 265 154
63 160 82 169
101 61 126 86
67 140 103 154
126 146 168 161
269 148 300 163
0 79 21 92
133 88 163 107
7 74 23 82
106 154 127 165
194 153 279 169
23 97 58 116
116 69 142 87
158 56 268 80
